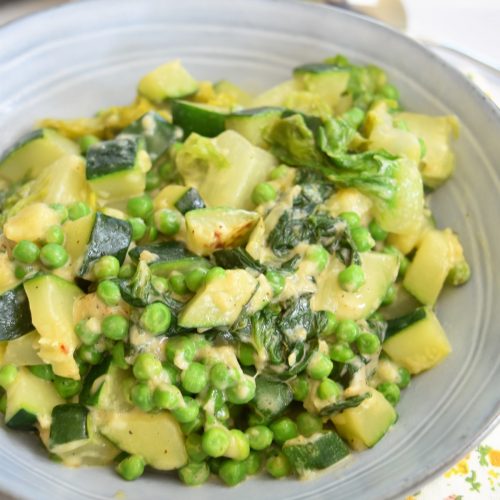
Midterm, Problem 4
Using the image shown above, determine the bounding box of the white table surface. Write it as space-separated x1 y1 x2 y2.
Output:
0 1 499 499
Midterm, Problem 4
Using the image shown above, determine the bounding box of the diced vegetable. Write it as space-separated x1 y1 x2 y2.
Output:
172 100 228 138
0 285 33 341
49 404 89 446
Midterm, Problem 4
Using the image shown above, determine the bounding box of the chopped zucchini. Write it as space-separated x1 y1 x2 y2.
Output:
382 308 451 374
283 431 350 476
100 409 188 470
251 376 293 422
2 331 42 366
385 307 427 339
86 137 151 202
5 367 64 430
129 241 211 277
293 63 350 108
331 388 397 450
174 187 206 214
120 111 178 163
172 100 227 138
77 212 132 277
176 130 277 210
312 252 399 320
153 184 189 211
250 80 299 108
49 404 89 447
225 107 284 148
138 60 198 103
3 202 60 243
24 274 83 380
178 269 257 328
185 208 259 256
396 112 458 188
0 129 79 182
0 285 33 341
403 229 452 305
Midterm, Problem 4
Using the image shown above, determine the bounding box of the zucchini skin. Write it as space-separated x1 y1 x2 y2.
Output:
129 241 194 263
49 404 89 446
6 408 37 431
385 307 427 340
171 100 226 138
78 213 132 276
0 285 33 341
85 137 139 180
174 187 206 214
0 129 44 164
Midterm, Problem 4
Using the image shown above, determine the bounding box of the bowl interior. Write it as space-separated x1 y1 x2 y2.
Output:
0 1 499 499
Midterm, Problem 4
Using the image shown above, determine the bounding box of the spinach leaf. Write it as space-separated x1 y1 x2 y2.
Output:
318 393 372 417
213 248 266 273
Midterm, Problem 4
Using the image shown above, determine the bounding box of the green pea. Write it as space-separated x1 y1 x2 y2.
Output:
320 311 337 337
111 341 129 369
210 362 237 390
265 270 285 296
317 378 341 400
447 261 471 286
165 337 196 365
151 276 169 293
180 414 204 436
268 165 289 180
169 274 189 295
181 362 208 394
185 433 208 463
159 160 174 181
290 376 309 401
369 219 388 241
96 280 121 306
237 343 255 367
351 227 375 252
28 364 54 381
338 264 365 292
226 376 256 405
329 342 355 363
145 170 161 191
172 396 200 423
381 284 396 306
357 332 381 355
127 194 153 219
102 314 129 341
397 367 411 389
335 319 360 343
377 382 401 406
79 135 100 154
49 203 68 223
39 243 68 269
266 452 291 479
129 217 147 241
76 344 103 365
296 412 323 437
246 425 274 451
339 211 361 229
118 263 136 279
14 264 32 280
116 454 145 481
12 240 39 264
305 245 329 272
68 201 91 221
75 319 100 345
140 302 171 335
178 461 210 486
155 209 181 236
45 225 65 245
252 182 277 205
0 364 18 388
162 362 180 385
93 255 120 280
54 375 82 399
205 266 225 284
147 225 158 242
130 382 154 412
269 417 298 445
185 267 208 292
218 459 247 486
202 427 230 458
306 352 333 380
225 429 250 461
153 384 183 410
244 451 262 475
133 353 162 381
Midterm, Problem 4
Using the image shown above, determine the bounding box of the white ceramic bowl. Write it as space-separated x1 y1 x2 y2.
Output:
0 1 499 499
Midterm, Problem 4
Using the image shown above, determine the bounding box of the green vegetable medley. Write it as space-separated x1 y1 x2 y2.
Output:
0 57 470 486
